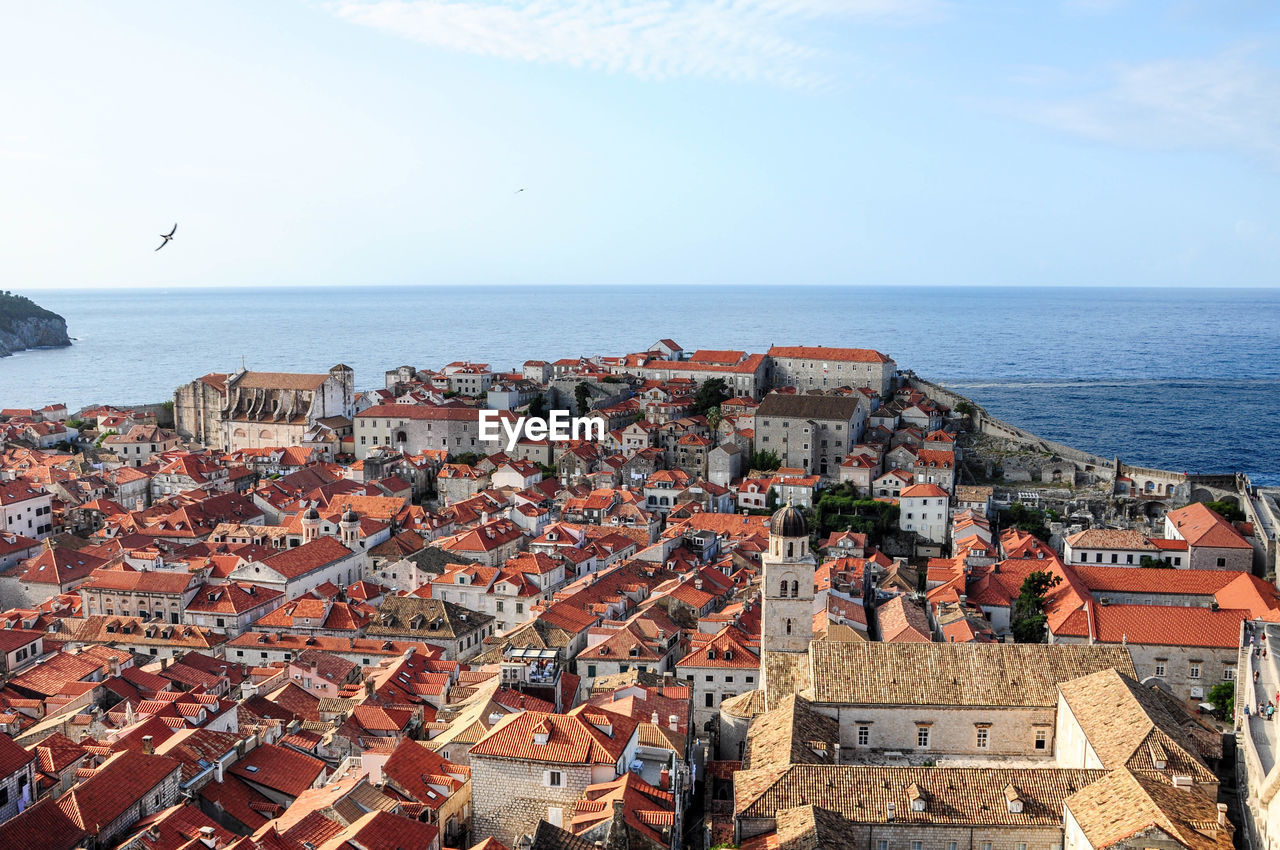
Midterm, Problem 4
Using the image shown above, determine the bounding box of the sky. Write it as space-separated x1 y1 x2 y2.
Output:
1 0 1278 289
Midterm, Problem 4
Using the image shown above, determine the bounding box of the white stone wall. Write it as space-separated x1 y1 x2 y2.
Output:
816 703 1057 759
470 755 596 848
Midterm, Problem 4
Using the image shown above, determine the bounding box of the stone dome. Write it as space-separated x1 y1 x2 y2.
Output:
303 507 321 521
769 504 807 538
341 508 359 524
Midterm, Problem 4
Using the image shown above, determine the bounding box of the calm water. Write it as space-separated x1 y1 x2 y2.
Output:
4 285 1278 484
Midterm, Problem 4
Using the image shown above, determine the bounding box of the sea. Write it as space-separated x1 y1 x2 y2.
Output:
2 285 1277 485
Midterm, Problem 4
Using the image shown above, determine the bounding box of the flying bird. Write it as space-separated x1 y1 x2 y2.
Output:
155 223 177 251
514 188 525 194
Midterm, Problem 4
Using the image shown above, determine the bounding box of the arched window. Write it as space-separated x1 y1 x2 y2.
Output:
785 618 793 635
396 431 407 443
790 580 799 597
779 579 789 598
787 542 794 557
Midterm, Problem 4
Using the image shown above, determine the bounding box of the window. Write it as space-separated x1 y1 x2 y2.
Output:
948 843 957 850
785 619 793 635
916 726 930 748
705 693 714 707
587 665 596 677
1154 661 1167 677
1017 844 1027 850
1111 553 1118 564
982 843 993 850
546 771 562 787
1225 666 1236 681
877 842 887 850
1126 554 1134 564
1217 557 1227 567
976 727 988 749
858 725 869 746
911 843 922 850
1190 664 1202 679
496 601 504 612
1035 729 1048 750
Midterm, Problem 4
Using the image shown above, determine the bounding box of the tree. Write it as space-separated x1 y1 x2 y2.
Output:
1002 502 1052 543
450 451 482 466
1208 681 1234 717
954 400 975 417
691 378 729 416
574 382 592 415
1010 570 1062 643
747 450 781 471
705 405 723 431
766 486 779 510
527 394 549 420
1203 500 1245 523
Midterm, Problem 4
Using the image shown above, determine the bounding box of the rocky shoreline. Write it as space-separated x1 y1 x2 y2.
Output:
0 293 71 357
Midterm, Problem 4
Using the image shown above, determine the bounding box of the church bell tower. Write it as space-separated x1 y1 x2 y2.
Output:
761 503 816 655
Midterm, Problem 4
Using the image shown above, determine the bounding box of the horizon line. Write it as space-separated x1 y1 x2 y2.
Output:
16 281 1280 293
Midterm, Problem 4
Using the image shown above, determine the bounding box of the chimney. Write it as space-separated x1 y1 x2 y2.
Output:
669 714 679 731
108 655 121 677
651 711 659 724
1172 775 1193 789
886 802 895 821
1217 803 1229 828
833 742 841 764
142 735 154 754
215 758 224 783
199 825 217 848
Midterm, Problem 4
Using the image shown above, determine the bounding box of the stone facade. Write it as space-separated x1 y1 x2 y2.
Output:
766 346 896 398
469 755 599 848
754 394 865 477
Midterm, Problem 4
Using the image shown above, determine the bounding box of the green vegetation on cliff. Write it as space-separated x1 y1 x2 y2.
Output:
0 291 64 331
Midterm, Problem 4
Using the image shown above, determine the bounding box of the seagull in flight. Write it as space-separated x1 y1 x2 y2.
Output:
514 188 525 194
155 223 177 251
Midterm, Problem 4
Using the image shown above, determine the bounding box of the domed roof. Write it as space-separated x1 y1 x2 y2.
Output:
770 504 807 538
303 507 321 521
341 508 359 524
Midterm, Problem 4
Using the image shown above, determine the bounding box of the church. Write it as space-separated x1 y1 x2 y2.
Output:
731 504 1142 764
174 364 355 451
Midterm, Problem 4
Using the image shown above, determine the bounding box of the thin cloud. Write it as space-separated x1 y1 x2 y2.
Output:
1022 47 1280 161
329 0 944 87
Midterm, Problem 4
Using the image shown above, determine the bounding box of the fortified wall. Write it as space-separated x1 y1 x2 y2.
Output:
904 372 1117 485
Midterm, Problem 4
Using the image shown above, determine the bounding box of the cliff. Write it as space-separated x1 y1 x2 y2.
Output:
0 292 71 356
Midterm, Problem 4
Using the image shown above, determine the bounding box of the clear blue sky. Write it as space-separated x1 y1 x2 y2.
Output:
3 0 1278 288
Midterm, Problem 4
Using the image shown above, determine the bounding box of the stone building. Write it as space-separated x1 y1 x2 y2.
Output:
354 404 511 459
754 393 866 477
174 366 355 452
468 707 641 848
365 595 497 661
1164 502 1254 571
766 345 897 397
760 505 816 656
707 442 742 488
755 639 1135 760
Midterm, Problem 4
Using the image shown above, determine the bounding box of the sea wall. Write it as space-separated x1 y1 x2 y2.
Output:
904 372 1117 480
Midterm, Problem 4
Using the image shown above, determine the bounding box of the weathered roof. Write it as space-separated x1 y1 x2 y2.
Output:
735 764 1106 824
804 642 1135 707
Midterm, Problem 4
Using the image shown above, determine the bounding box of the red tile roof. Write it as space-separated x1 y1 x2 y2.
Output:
56 750 182 833
470 707 639 765
768 345 892 363
1167 503 1252 550
228 743 325 799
